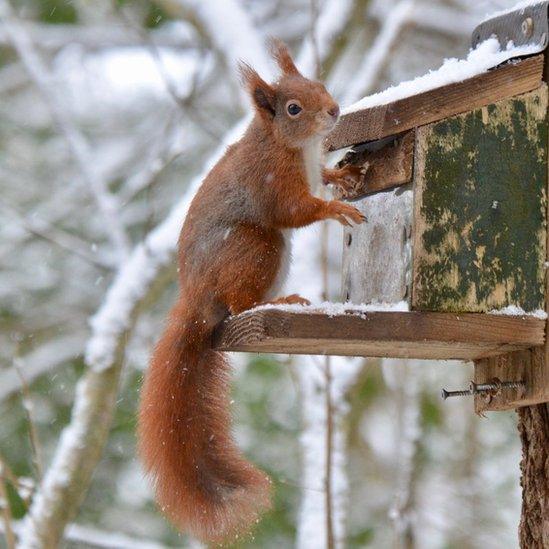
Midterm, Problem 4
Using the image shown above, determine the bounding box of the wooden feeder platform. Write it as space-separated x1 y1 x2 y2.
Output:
214 309 545 361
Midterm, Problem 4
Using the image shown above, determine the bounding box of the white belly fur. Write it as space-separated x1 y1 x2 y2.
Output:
303 137 323 192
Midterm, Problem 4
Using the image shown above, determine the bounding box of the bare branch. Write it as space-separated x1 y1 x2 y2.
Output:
117 11 223 140
0 1 131 260
388 360 422 546
13 357 44 480
0 61 27 94
343 0 416 105
119 118 188 203
0 334 86 403
0 458 16 549
153 0 273 79
0 201 114 270
0 21 194 51
369 0 477 38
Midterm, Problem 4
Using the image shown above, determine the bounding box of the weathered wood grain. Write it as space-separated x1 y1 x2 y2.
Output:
213 310 544 360
341 185 412 305
326 54 544 151
412 85 548 313
474 347 549 412
474 70 549 413
334 131 414 200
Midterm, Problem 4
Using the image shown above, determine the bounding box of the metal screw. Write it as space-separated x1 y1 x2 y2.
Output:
441 378 525 400
470 380 525 394
522 17 534 39
441 388 470 400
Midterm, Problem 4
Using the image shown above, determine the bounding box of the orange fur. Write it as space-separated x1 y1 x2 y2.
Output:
137 40 365 543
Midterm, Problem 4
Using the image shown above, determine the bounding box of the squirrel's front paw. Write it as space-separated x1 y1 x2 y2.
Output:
331 165 365 198
328 201 367 226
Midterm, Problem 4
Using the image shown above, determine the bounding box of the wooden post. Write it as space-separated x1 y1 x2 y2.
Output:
515 47 549 549
517 403 549 547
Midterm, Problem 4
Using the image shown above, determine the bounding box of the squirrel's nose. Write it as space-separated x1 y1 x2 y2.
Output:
328 105 340 119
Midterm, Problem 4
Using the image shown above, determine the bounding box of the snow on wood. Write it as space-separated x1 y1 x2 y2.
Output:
489 305 548 319
250 300 410 316
344 38 541 113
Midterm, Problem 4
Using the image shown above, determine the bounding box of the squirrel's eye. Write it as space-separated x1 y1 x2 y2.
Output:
287 103 302 116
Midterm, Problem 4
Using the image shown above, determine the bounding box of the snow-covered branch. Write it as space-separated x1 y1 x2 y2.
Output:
0 1 131 260
1 520 170 549
119 118 189 203
13 0 275 536
17 116 247 547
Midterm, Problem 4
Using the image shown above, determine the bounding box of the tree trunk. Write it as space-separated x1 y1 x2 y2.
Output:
518 403 549 548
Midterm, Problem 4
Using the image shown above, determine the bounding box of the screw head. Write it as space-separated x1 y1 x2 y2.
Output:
522 17 534 39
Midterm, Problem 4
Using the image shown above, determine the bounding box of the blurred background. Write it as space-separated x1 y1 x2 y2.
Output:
0 0 526 547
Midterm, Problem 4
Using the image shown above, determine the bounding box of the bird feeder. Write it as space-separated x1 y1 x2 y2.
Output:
215 2 549 414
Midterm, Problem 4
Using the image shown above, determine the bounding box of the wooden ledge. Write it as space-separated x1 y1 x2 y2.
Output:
326 54 544 151
213 310 545 361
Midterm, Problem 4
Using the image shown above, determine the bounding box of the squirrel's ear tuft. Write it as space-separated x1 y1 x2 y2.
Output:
238 61 276 119
269 37 300 76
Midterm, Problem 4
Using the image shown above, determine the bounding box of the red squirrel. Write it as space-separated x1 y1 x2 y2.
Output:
137 39 365 543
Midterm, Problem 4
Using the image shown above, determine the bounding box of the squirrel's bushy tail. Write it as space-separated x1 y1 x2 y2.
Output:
137 300 271 543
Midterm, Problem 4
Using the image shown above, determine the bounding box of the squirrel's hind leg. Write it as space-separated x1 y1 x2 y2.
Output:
259 294 310 307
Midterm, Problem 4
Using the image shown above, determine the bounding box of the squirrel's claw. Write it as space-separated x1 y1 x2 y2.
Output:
328 200 366 227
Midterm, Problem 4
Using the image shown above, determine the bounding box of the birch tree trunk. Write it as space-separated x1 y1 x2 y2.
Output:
517 404 549 548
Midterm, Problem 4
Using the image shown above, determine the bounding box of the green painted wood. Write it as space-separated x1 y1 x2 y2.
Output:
412 86 548 313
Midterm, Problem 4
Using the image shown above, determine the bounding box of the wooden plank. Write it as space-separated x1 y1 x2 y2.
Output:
326 54 544 151
334 131 414 200
474 348 549 412
213 310 545 361
412 86 548 313
341 184 412 305
474 56 549 413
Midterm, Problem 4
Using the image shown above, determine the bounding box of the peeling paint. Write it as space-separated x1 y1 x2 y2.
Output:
412 86 547 312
